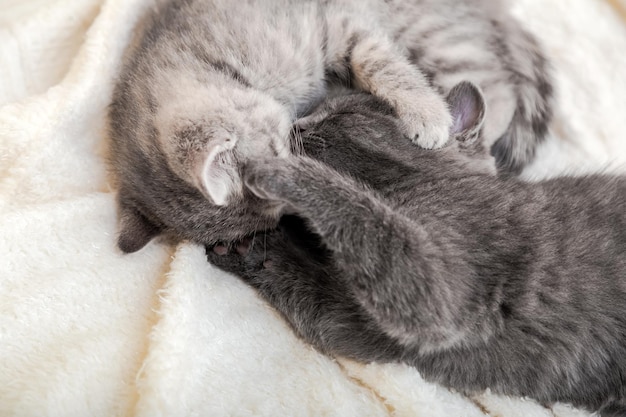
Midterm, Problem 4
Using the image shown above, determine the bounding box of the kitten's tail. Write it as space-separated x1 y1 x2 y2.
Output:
491 22 554 175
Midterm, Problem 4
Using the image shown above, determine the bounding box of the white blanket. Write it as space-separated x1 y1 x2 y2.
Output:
1 0 625 416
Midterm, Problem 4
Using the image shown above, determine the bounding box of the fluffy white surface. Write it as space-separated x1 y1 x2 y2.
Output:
1 0 625 416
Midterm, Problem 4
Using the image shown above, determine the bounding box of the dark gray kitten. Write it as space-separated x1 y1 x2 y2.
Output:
108 0 552 253
207 86 626 416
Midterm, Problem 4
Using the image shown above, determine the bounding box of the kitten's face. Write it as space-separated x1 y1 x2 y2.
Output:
115 85 293 253
296 84 494 180
155 82 293 206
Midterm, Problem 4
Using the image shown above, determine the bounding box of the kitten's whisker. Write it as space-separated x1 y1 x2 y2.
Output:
294 127 304 156
289 103 304 156
250 218 261 253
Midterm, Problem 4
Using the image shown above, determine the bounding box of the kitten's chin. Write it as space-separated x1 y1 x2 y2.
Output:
262 201 288 218
277 204 298 216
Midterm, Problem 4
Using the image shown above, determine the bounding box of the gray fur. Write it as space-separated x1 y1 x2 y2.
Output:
108 0 553 252
207 88 626 416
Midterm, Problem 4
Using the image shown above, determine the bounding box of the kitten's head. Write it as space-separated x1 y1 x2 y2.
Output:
109 81 292 253
297 82 493 177
154 81 293 206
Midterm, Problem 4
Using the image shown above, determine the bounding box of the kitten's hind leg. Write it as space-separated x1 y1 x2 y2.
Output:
244 157 476 353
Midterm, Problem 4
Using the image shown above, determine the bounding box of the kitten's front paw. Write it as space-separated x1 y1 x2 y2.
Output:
206 238 265 278
207 243 250 276
206 234 281 283
244 158 293 201
395 91 452 149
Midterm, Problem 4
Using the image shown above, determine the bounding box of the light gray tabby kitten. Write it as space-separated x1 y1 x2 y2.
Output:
208 86 626 416
108 0 552 253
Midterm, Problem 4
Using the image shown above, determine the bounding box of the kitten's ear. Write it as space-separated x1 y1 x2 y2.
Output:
446 82 486 143
195 137 238 206
117 195 161 253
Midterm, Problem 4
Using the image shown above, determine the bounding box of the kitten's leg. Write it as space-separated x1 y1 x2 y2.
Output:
244 157 477 353
206 218 400 362
329 33 451 149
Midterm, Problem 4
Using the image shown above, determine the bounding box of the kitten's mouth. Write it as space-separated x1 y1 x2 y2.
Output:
265 201 299 218
256 200 295 223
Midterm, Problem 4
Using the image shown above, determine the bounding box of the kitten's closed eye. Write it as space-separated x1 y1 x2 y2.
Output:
298 133 328 153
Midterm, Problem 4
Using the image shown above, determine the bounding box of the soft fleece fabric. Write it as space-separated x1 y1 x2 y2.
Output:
1 0 625 416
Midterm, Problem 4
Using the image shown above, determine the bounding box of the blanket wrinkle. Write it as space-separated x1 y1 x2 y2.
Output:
0 0 102 106
1 0 625 416
335 360 396 417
